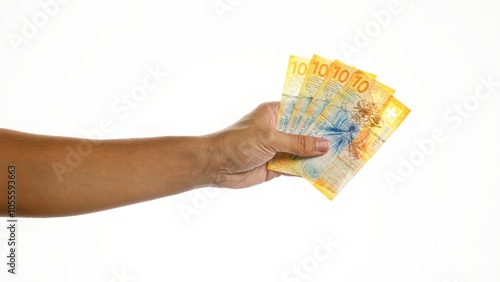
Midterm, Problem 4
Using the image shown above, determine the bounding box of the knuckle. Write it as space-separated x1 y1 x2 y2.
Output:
260 101 274 110
296 135 307 155
259 127 275 144
259 127 282 152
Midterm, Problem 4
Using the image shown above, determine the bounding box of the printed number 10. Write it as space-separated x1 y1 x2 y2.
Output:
352 76 370 93
311 61 329 77
331 66 350 83
291 61 308 75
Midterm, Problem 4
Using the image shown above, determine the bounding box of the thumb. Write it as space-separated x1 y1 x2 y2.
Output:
272 131 330 157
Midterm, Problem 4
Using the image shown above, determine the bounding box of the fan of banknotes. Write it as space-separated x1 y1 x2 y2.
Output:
267 54 410 200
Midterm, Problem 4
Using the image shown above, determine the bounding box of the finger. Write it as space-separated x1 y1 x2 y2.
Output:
265 170 282 182
272 131 329 157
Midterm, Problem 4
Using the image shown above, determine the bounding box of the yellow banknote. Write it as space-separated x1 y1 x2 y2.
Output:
286 54 333 134
268 55 310 175
269 54 410 200
291 71 395 196
276 55 311 132
307 96 410 199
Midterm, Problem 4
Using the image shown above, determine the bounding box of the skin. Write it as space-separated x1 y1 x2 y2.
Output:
0 102 329 217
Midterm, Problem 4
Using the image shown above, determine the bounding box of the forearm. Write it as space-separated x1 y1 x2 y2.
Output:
0 128 216 217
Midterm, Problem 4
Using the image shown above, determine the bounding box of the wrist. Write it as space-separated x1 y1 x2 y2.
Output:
193 134 225 188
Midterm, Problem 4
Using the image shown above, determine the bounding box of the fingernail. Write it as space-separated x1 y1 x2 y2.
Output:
316 139 329 152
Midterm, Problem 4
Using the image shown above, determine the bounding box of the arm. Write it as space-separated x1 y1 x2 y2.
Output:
0 102 329 217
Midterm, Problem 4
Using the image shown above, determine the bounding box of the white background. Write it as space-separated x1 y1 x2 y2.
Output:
1 0 499 281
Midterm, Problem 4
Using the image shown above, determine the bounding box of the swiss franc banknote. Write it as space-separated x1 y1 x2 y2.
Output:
268 55 310 175
276 55 310 132
267 56 410 200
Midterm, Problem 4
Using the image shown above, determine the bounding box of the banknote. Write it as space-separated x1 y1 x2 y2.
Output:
268 54 410 200
285 54 333 134
268 55 310 175
304 96 410 199
276 55 311 132
293 71 396 196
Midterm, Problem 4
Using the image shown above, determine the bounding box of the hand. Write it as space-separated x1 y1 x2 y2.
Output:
208 102 329 188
